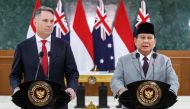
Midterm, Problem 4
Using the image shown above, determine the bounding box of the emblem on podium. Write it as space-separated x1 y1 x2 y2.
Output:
28 81 53 106
88 76 96 85
136 81 162 106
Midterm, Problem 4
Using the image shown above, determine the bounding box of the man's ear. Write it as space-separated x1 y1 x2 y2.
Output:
134 37 137 46
33 19 37 27
154 38 157 47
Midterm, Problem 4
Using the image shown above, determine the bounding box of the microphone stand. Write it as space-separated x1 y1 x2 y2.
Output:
136 53 144 80
152 53 157 80
47 51 51 80
35 51 44 80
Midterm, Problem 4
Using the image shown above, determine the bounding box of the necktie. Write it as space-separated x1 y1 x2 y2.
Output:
41 40 48 76
143 57 149 76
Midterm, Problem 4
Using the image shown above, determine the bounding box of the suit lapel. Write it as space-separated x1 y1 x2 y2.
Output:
146 57 154 79
30 36 39 70
132 52 145 79
49 36 56 76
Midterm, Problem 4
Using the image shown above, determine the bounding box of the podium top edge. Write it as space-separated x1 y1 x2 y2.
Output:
79 72 113 76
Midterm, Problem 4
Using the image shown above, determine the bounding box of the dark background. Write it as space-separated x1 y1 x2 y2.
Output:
0 0 190 50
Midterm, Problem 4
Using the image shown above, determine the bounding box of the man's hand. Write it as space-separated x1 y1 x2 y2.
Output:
118 88 128 95
13 87 20 95
65 88 76 100
115 88 128 99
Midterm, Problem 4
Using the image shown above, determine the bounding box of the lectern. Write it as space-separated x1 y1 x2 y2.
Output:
119 80 177 109
12 80 70 109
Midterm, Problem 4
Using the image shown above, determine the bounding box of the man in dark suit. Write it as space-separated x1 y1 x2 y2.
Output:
9 6 79 109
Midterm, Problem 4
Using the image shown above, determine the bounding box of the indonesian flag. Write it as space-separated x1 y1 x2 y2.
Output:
70 0 94 73
112 0 135 66
26 0 41 38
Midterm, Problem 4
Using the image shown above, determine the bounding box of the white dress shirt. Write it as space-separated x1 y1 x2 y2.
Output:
136 50 153 66
35 34 51 63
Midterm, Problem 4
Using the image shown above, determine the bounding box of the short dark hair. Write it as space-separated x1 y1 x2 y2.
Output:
34 6 54 19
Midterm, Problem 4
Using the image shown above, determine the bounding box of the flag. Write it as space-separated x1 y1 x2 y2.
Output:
52 0 70 42
134 0 151 37
112 0 135 66
26 0 41 38
71 0 94 73
92 0 115 71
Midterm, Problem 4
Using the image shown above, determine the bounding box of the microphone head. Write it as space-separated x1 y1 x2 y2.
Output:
152 53 157 59
135 53 140 59
39 51 44 58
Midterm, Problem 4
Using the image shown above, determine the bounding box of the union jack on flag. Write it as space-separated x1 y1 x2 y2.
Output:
52 0 70 42
135 0 151 28
92 0 115 71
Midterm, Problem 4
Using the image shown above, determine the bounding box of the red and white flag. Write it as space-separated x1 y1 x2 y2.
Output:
26 0 41 38
70 0 94 73
112 0 135 66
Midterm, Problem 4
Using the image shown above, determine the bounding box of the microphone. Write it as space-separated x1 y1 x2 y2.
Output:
135 52 143 80
135 52 140 59
35 51 44 80
152 53 157 80
152 53 157 59
47 51 51 80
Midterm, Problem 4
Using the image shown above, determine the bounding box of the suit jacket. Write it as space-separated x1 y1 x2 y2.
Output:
110 51 179 96
9 36 79 91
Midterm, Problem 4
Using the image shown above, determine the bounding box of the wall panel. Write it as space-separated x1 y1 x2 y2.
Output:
0 50 190 96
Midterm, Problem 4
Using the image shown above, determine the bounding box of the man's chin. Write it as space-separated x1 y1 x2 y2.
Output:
141 48 150 51
45 32 52 35
141 49 152 53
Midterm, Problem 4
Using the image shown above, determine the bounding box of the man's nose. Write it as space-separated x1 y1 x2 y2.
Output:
143 38 148 42
47 21 53 27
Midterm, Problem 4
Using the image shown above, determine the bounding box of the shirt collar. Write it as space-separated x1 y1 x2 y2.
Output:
136 50 153 61
35 34 51 43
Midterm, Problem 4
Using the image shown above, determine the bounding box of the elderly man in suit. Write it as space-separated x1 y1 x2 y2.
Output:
110 23 179 108
9 6 79 109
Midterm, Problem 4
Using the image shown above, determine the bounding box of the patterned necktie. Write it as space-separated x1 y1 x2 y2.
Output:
143 57 149 76
41 40 48 76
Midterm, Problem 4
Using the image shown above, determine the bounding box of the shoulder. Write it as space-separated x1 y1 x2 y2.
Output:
118 52 135 62
155 53 171 63
156 53 170 60
52 36 69 46
17 36 35 47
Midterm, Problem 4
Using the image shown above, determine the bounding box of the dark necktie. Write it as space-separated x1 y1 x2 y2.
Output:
143 57 149 76
41 40 48 76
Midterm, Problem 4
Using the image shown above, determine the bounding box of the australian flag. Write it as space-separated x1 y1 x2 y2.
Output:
52 0 70 42
92 0 115 71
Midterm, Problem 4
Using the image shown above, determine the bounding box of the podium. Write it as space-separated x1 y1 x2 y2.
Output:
12 80 70 108
119 80 177 109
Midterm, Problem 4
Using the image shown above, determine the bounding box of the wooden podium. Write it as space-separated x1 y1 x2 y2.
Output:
119 80 177 109
12 80 70 109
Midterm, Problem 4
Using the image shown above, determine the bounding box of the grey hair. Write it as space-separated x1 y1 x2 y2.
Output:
34 6 54 19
